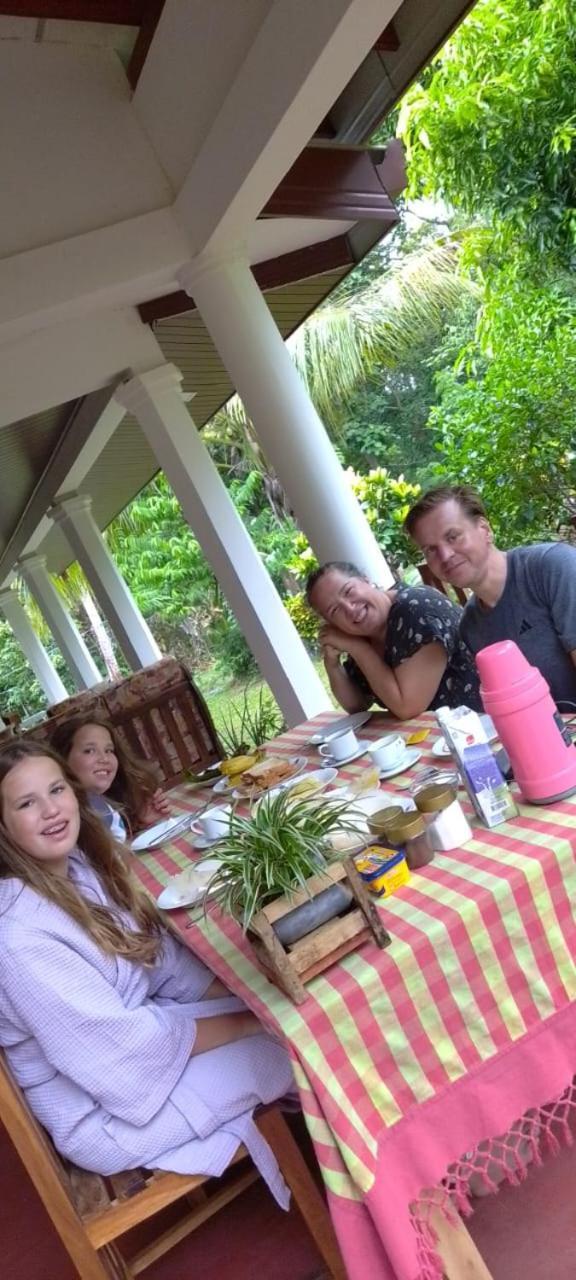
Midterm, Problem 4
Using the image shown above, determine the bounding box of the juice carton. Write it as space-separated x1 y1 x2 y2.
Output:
435 705 517 828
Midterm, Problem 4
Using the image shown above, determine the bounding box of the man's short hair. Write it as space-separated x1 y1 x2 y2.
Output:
305 560 368 605
404 485 488 538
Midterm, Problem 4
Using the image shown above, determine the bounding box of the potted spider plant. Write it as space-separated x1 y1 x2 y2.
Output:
199 789 389 1002
200 789 365 941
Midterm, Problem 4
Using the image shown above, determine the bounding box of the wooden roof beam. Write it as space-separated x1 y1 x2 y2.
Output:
262 141 405 220
0 1 144 21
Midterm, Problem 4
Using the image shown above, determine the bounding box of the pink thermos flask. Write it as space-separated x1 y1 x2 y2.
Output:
476 640 576 804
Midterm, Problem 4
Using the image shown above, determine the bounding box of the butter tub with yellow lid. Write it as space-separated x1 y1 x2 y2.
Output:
355 845 410 897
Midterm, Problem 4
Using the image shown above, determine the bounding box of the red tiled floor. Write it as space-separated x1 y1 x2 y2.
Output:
0 1119 328 1280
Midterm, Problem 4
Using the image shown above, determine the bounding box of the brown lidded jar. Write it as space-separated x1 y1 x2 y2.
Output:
385 811 434 870
413 781 457 815
367 805 404 838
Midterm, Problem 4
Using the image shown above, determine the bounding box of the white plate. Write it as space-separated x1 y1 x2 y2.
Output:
309 711 372 746
432 737 451 758
131 814 193 852
318 739 371 768
157 859 222 910
378 748 422 780
257 768 338 808
232 756 307 799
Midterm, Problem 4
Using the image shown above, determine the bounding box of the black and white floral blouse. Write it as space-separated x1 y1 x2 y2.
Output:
344 585 482 712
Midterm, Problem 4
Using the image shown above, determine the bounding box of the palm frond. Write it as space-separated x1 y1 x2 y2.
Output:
207 237 476 445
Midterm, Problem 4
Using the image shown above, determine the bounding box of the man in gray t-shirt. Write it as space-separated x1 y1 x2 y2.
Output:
404 484 576 709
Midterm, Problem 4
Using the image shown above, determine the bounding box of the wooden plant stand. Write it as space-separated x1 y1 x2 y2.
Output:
249 858 390 1004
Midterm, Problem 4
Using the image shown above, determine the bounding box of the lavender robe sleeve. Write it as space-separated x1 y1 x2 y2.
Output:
147 929 216 1003
1 927 197 1128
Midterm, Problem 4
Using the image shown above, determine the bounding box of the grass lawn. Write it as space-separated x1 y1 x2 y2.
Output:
195 658 336 746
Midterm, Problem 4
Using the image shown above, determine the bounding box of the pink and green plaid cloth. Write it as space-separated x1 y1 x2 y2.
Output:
133 711 576 1280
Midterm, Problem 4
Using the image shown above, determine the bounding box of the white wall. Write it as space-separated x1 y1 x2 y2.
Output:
0 43 173 259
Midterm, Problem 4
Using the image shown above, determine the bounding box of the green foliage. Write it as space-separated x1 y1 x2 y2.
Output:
337 337 442 482
400 0 576 545
0 620 67 717
288 468 421 586
351 469 422 571
284 593 319 645
209 611 258 682
431 275 576 543
109 476 218 623
399 0 576 269
217 688 285 758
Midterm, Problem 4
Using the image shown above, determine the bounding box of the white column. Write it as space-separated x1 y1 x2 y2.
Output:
0 588 68 705
179 251 394 587
19 553 101 691
114 365 330 725
48 496 161 671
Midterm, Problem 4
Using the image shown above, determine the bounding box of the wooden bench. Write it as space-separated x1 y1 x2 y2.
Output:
0 1053 346 1280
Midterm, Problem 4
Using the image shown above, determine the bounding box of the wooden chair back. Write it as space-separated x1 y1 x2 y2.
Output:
0 1051 346 1280
31 659 223 790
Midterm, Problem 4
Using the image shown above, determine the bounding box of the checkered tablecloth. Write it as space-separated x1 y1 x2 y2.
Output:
133 710 576 1280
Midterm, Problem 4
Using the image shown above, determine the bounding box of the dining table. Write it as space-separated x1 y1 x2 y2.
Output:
132 708 576 1280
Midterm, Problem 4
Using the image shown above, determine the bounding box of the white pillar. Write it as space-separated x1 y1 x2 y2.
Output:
19 553 101 691
0 588 68 705
48 496 161 671
179 251 394 587
114 365 330 725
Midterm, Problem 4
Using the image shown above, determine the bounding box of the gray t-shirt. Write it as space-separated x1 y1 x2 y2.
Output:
460 543 576 709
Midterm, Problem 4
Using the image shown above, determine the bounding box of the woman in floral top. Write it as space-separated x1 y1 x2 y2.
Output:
306 561 481 720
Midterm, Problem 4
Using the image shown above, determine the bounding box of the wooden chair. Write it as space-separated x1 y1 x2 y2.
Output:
0 1053 346 1280
417 563 468 607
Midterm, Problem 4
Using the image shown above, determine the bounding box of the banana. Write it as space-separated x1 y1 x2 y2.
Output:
219 752 260 778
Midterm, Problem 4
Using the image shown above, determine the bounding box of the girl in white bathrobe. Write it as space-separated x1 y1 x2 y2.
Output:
0 740 295 1204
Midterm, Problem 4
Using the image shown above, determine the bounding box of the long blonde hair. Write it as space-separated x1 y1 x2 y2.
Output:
0 740 163 964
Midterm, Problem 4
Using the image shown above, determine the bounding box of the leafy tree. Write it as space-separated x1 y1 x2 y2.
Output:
399 0 576 544
0 618 68 718
431 276 576 544
399 0 576 269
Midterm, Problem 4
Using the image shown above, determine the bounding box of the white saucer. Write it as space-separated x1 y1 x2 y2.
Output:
190 830 224 850
378 748 421 780
319 739 371 768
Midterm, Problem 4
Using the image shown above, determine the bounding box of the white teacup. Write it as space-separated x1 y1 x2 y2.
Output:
192 805 231 841
319 727 359 762
368 734 407 773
